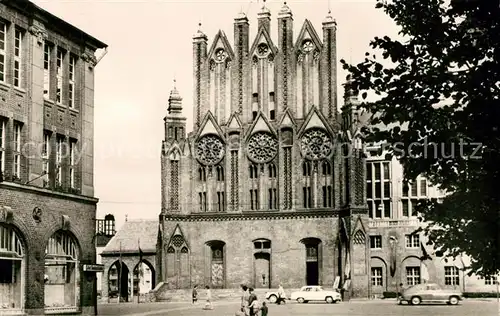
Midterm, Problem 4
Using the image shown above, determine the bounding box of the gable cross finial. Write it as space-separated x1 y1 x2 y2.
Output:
328 0 331 13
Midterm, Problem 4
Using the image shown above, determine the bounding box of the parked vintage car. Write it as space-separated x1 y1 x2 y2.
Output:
399 283 463 305
290 286 342 304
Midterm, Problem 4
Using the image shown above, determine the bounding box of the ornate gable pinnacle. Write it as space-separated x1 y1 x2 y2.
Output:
196 111 225 140
295 19 323 54
207 30 235 62
227 112 243 129
278 108 296 128
249 26 277 60
298 105 333 136
246 111 276 140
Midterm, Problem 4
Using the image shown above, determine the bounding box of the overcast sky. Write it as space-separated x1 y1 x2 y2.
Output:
30 0 398 230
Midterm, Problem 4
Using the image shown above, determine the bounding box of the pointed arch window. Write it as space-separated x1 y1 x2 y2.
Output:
268 164 276 179
249 164 258 179
322 161 331 175
0 224 25 313
165 234 190 288
44 231 80 313
216 165 224 182
303 161 312 176
198 167 207 182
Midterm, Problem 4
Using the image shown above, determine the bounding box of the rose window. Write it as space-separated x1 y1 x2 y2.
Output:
300 128 333 160
247 131 278 163
215 48 227 62
257 43 269 56
302 40 314 53
196 134 225 166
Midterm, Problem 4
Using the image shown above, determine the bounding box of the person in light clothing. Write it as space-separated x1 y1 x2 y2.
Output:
203 285 213 310
276 284 286 304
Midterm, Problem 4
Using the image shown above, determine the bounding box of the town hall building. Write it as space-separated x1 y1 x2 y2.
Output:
157 3 370 298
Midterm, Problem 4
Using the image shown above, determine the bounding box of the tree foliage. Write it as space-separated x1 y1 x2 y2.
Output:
341 0 500 276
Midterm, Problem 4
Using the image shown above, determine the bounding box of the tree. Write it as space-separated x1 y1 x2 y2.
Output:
341 0 500 277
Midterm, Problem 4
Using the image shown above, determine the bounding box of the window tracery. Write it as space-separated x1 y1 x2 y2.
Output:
214 48 227 63
300 128 333 161
257 43 269 57
247 132 278 164
196 135 225 166
302 40 314 53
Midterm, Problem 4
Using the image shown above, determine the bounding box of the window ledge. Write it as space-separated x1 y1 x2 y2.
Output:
69 107 79 114
0 81 11 91
56 103 67 110
44 98 55 104
13 86 26 94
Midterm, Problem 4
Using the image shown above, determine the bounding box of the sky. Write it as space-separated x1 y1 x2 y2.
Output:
30 0 398 231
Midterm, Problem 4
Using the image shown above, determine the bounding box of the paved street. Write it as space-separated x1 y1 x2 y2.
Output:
97 299 499 316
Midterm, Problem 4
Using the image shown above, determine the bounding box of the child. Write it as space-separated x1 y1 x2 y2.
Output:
192 285 198 304
260 302 268 316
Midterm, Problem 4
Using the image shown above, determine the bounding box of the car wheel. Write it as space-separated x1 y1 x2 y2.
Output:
449 296 459 305
325 296 334 304
268 295 277 303
297 297 305 303
411 296 421 305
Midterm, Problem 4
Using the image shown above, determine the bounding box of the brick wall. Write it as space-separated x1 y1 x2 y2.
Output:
160 216 338 290
0 182 97 315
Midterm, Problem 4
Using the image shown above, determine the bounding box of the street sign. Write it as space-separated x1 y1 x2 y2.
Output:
83 264 105 272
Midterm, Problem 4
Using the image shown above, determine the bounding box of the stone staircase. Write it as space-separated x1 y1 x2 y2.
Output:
152 283 298 302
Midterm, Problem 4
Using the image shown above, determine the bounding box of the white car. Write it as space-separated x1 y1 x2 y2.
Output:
290 286 341 304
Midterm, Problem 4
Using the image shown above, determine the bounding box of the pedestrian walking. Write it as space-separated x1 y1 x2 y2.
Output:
192 285 198 304
248 288 257 316
202 285 213 310
241 284 250 316
276 284 286 304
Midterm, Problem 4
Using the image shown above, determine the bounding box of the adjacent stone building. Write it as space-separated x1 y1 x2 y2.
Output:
366 150 500 297
157 3 370 299
0 0 106 314
100 219 158 303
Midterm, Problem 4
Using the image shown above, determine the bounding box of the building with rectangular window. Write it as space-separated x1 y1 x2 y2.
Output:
0 0 106 314
156 3 369 300
366 150 500 297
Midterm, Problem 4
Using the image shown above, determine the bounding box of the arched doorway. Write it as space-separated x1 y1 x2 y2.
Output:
0 224 25 313
133 260 156 296
301 238 322 286
205 240 226 289
253 239 271 289
44 230 80 313
108 261 129 302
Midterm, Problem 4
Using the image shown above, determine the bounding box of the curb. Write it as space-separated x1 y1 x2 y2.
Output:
125 301 241 316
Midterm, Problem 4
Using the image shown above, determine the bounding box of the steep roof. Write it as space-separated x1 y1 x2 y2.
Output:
101 219 158 255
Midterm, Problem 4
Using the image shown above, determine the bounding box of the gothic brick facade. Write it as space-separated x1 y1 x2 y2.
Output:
158 3 370 298
0 0 106 314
